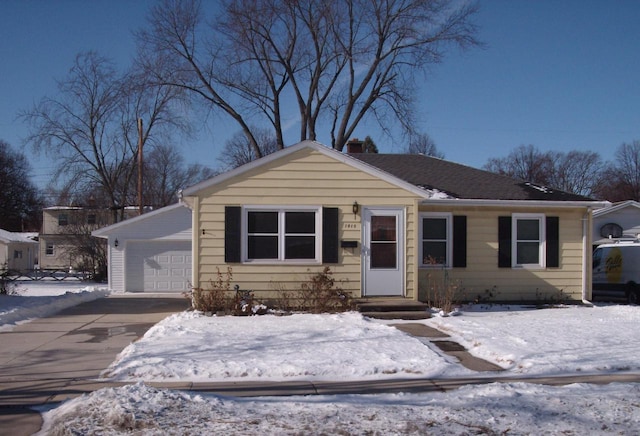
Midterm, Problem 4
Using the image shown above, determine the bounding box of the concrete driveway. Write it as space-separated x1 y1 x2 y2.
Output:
0 293 190 435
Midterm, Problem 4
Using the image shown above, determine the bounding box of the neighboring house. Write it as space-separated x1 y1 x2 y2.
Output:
39 206 144 270
181 140 606 303
0 229 38 271
92 203 192 292
592 200 640 247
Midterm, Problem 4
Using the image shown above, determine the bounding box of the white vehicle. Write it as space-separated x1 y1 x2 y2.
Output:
592 240 640 304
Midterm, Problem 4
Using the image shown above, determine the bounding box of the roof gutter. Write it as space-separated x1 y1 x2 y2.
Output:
419 198 609 209
582 207 593 305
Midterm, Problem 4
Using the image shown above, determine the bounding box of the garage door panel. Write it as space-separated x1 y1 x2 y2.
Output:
126 241 191 292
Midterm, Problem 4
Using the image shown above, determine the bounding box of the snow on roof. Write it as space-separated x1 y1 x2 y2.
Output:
0 229 39 244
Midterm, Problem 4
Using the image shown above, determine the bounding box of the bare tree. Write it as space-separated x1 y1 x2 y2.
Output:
56 214 110 281
22 51 186 221
219 128 279 170
485 145 604 197
405 132 444 158
484 145 554 186
137 0 479 152
547 150 602 197
143 144 216 207
593 141 640 201
0 140 43 231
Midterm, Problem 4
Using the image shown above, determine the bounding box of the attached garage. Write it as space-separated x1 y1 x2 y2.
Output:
92 203 192 293
126 241 192 292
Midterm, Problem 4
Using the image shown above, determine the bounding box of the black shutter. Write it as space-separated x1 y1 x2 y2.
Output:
498 216 512 268
322 207 339 263
546 216 560 268
452 215 467 268
225 206 242 263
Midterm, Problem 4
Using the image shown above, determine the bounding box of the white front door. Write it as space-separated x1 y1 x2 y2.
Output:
362 207 404 296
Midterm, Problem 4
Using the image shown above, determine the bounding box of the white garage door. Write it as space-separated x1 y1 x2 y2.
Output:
126 241 192 292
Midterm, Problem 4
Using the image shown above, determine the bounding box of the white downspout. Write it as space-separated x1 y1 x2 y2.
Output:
582 208 593 305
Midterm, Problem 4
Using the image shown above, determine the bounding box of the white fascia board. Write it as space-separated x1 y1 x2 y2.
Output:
420 198 609 209
91 203 188 238
593 200 640 217
181 140 431 199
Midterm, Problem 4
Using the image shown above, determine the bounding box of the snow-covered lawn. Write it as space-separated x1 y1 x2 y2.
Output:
23 298 640 434
101 304 640 382
0 280 108 331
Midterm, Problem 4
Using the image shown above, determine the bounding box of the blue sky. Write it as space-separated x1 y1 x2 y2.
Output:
1 0 640 189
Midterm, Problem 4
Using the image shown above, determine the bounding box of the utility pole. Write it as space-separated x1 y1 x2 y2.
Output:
137 118 144 215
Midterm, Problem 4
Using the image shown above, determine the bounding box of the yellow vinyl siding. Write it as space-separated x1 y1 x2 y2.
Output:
190 148 420 299
418 205 587 302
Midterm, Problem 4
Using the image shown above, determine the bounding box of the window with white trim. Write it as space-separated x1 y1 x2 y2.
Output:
244 207 321 262
420 213 452 267
46 243 54 256
512 213 545 268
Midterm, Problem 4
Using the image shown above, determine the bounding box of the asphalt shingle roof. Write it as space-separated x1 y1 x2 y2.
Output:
350 153 593 201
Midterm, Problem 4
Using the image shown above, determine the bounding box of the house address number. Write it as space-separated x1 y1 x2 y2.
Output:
343 223 359 230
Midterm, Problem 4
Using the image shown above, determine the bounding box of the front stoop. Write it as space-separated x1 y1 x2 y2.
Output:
355 299 431 320
391 323 505 372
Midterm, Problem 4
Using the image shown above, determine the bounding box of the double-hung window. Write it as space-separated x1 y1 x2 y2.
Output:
420 213 452 267
512 213 545 268
245 207 321 262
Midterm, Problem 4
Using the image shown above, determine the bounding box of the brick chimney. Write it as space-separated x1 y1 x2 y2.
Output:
346 138 364 153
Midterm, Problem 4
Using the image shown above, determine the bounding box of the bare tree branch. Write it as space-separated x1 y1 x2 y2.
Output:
137 0 480 155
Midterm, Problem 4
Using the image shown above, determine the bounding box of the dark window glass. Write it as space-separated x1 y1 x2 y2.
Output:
371 242 397 268
285 236 315 259
87 214 96 225
248 211 278 233
371 216 396 241
517 242 539 264
58 214 68 226
423 242 447 265
516 218 540 264
285 212 315 234
248 235 278 259
423 218 447 239
517 219 539 240
247 210 318 260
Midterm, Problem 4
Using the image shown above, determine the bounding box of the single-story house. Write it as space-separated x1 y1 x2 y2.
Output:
0 229 38 271
181 140 606 303
592 200 640 247
92 203 192 292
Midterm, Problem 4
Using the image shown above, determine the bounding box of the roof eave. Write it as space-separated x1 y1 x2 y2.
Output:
593 200 640 217
420 198 609 209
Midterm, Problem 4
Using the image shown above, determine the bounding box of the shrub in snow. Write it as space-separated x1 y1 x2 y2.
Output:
421 259 462 313
187 267 269 316
273 267 352 314
187 267 233 314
